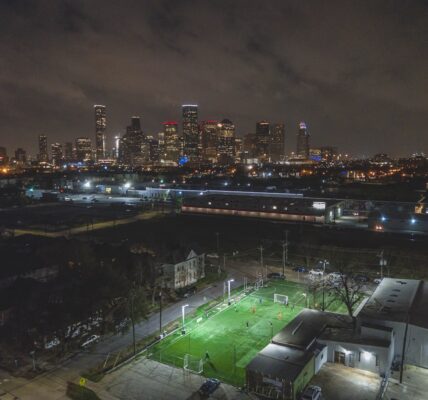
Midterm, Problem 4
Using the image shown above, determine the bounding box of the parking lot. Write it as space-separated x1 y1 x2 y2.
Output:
309 363 381 400
94 358 250 400
385 365 428 400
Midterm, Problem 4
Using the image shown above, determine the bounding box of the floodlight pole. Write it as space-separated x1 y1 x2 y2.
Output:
182 304 189 334
227 279 234 305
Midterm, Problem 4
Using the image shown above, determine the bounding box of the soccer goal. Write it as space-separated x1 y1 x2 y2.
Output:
274 293 289 305
183 354 204 374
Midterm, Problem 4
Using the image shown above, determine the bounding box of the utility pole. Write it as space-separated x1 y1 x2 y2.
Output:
130 290 136 356
282 230 289 277
258 245 265 277
159 289 163 336
379 250 387 279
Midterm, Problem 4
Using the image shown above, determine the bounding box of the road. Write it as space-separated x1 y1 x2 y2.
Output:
12 211 162 238
0 271 246 400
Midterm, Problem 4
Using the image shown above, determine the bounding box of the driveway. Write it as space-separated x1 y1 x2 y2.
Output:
309 363 380 400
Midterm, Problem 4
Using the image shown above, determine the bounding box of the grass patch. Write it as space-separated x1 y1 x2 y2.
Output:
66 382 101 400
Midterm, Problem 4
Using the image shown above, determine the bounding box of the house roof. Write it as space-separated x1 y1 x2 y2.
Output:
358 278 421 324
246 343 313 381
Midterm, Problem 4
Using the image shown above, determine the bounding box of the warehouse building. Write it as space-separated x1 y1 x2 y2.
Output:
182 195 344 224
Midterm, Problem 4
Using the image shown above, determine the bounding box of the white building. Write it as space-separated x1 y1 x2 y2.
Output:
161 250 205 290
357 277 428 369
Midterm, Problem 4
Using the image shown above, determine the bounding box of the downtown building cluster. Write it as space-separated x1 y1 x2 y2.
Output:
0 104 343 170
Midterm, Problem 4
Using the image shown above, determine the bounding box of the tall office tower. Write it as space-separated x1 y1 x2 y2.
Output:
14 148 26 164
158 132 165 160
146 135 160 162
113 134 121 160
51 143 63 166
217 119 236 165
120 116 145 165
162 121 181 163
200 120 219 163
269 123 285 162
243 133 258 159
234 138 243 162
38 134 49 162
0 147 8 165
255 121 270 160
64 142 73 162
182 104 199 161
75 137 92 162
296 121 310 159
94 105 107 160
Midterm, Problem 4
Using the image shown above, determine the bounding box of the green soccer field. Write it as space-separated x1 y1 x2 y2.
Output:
147 280 351 386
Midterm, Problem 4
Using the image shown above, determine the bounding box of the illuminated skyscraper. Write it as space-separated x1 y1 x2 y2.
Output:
296 122 310 159
64 142 73 162
269 123 285 162
94 105 106 160
120 116 146 165
162 121 181 163
0 147 8 165
217 119 235 165
200 120 219 163
182 105 199 161
38 134 49 162
255 121 270 160
113 134 121 160
75 137 92 162
51 142 63 166
14 148 26 164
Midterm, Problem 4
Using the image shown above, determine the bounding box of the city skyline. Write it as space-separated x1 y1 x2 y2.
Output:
0 1 427 156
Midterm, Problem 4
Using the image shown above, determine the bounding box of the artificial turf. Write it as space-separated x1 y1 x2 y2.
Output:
148 280 352 386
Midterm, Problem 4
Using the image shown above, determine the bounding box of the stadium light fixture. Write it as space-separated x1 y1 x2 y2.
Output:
182 304 189 334
227 279 234 305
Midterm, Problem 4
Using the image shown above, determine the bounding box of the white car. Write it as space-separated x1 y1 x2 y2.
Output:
81 334 100 348
328 272 344 281
309 269 324 277
301 385 322 400
44 337 60 350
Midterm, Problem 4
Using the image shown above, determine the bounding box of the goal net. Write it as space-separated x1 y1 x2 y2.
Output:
274 294 289 305
183 354 204 374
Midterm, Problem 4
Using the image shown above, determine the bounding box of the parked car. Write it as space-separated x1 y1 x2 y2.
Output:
354 274 369 283
198 378 221 396
293 266 307 273
267 272 285 280
301 385 322 400
327 272 344 281
44 337 60 350
309 269 324 277
81 334 100 348
373 278 382 284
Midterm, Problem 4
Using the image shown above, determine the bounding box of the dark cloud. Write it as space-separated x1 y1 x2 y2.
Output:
0 0 427 157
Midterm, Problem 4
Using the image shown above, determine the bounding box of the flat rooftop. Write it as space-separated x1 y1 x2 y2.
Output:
271 309 349 350
183 195 341 216
358 278 421 323
246 343 313 381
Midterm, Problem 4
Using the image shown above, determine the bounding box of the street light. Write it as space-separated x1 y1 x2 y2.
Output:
182 304 189 334
227 279 234 305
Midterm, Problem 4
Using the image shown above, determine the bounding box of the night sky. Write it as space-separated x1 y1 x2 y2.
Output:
0 0 427 157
